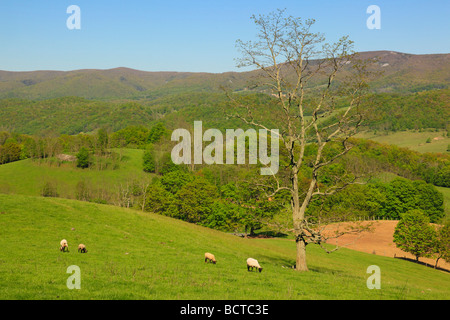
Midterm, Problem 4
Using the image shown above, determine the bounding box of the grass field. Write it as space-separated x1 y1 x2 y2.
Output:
0 193 448 300
356 130 449 153
0 148 148 200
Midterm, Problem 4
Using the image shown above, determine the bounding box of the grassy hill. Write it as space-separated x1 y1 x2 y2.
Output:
0 148 147 201
0 193 449 300
356 130 449 154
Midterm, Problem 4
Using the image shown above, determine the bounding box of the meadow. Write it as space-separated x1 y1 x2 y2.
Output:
0 193 448 300
356 130 449 154
0 148 147 199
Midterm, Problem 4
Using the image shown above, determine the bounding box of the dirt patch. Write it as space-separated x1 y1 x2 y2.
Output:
323 220 449 271
56 154 76 162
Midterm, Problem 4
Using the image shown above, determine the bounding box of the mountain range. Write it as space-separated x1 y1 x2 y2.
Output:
0 51 448 100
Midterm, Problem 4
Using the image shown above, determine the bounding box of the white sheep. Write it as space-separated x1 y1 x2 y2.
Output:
77 244 87 253
204 252 217 264
60 239 68 252
247 258 263 272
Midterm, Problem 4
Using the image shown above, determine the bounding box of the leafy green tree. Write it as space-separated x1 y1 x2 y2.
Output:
160 152 180 175
393 209 436 261
412 180 445 223
110 126 150 148
148 122 167 144
202 201 245 231
174 177 217 223
372 178 444 222
0 141 22 164
76 147 90 169
220 181 284 235
160 171 194 194
308 183 384 219
143 183 174 215
0 131 10 145
143 147 156 173
433 167 450 187
433 222 450 268
382 178 418 219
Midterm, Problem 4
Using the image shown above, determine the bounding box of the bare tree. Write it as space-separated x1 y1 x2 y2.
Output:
227 9 377 271
116 181 132 208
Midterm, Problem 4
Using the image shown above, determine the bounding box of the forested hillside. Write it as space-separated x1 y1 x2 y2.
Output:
0 51 448 100
0 89 448 136
0 50 449 233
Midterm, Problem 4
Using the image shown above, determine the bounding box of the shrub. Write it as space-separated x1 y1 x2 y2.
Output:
76 147 90 169
143 148 156 173
41 181 59 197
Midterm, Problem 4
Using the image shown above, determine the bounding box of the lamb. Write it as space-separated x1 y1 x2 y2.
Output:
60 239 68 252
247 258 263 272
204 252 217 264
77 244 87 253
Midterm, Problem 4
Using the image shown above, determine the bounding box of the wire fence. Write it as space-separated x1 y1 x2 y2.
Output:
351 216 397 221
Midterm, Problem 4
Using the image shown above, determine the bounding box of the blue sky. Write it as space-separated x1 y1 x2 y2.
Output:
0 0 449 73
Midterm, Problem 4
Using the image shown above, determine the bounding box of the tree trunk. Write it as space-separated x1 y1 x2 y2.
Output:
435 257 440 269
296 238 308 271
291 169 309 271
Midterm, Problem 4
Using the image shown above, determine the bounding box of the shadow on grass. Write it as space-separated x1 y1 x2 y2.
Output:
234 231 289 239
255 253 347 276
394 256 450 273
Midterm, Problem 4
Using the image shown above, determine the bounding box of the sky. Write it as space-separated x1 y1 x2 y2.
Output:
0 0 449 73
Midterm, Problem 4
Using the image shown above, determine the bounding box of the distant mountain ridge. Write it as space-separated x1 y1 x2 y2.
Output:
0 51 448 100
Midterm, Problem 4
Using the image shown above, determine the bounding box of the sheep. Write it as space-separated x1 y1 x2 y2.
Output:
60 239 68 252
204 252 217 264
77 244 87 253
247 258 263 272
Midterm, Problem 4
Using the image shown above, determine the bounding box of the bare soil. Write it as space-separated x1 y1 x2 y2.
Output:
323 220 450 271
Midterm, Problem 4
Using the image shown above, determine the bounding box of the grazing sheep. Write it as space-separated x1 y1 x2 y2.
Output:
77 244 87 253
204 252 217 264
247 258 263 272
60 239 68 252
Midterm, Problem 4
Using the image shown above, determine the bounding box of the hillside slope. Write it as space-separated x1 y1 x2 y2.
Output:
0 51 448 100
0 193 448 299
0 148 146 199
325 220 450 270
